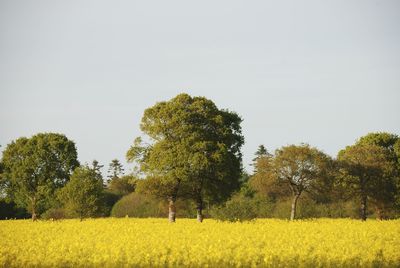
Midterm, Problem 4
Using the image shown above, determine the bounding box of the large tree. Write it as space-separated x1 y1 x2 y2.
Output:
127 93 244 222
272 144 332 220
1 133 79 220
338 144 397 220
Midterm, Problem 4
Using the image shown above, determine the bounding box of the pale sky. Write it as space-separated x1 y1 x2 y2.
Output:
1 0 399 174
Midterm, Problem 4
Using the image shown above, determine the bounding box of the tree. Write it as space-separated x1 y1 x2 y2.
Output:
91 160 104 180
251 145 271 174
249 153 291 202
1 133 79 220
57 165 104 220
357 132 399 154
355 132 400 218
338 144 396 220
272 144 332 220
107 159 124 183
127 93 244 222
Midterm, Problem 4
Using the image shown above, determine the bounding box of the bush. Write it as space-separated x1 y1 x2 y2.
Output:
111 193 167 218
111 193 199 218
41 208 69 220
268 197 363 219
210 194 260 222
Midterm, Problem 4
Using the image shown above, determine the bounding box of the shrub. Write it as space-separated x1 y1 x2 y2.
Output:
41 208 69 220
210 194 259 221
111 193 198 218
111 193 167 218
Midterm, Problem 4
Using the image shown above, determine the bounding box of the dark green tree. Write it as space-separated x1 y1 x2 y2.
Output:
355 132 400 217
338 144 396 220
127 93 244 222
1 133 79 220
57 165 104 220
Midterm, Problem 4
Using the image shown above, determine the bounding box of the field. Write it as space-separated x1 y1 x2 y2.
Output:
0 218 399 267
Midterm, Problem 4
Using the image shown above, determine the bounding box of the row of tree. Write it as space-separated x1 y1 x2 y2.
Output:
249 132 400 221
1 93 399 222
0 133 135 220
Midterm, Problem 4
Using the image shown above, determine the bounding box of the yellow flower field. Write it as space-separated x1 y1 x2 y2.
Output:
0 218 399 267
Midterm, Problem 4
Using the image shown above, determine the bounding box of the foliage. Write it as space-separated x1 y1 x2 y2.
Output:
57 166 104 219
1 218 399 267
107 175 136 196
357 132 400 158
0 133 79 220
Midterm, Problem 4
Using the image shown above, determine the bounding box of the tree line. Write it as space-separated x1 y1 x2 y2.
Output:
0 93 399 221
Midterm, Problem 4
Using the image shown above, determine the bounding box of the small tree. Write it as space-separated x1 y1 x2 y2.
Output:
272 144 332 220
58 166 103 220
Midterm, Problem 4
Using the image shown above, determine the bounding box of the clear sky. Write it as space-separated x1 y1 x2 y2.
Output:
1 0 399 174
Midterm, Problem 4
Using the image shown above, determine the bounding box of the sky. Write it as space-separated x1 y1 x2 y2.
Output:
1 0 399 175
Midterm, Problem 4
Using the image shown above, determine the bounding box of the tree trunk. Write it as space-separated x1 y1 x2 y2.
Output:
168 197 176 223
31 198 37 221
196 197 203 223
360 195 367 221
375 205 385 220
290 193 301 220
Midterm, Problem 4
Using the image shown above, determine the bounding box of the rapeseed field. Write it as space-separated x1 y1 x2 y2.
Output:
0 218 399 267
